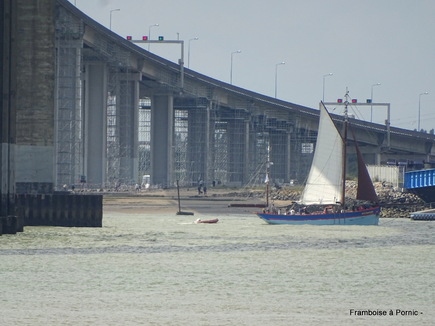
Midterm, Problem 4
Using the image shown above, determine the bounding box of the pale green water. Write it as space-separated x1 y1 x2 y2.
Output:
1 212 434 326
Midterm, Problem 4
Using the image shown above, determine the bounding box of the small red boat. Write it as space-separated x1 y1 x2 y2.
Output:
194 218 219 224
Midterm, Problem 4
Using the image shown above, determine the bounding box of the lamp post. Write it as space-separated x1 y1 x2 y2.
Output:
275 62 285 98
322 73 333 102
188 37 199 68
148 24 159 50
418 92 429 131
230 50 241 84
370 83 381 122
109 9 120 30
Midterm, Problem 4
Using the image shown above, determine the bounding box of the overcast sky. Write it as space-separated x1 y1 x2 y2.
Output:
71 0 434 131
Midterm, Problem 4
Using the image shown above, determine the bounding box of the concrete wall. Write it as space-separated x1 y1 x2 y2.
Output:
367 165 403 188
16 193 103 227
0 193 103 234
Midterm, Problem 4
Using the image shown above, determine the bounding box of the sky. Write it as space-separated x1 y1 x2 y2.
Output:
71 0 435 131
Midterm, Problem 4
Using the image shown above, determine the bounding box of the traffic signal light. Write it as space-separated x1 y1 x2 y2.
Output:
126 36 132 40
142 36 148 40
352 99 357 103
158 36 164 41
337 99 343 103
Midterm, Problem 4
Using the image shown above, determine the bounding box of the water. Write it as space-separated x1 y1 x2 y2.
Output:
1 211 434 326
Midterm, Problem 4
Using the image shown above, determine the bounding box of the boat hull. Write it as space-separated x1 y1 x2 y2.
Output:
256 207 380 225
194 218 219 224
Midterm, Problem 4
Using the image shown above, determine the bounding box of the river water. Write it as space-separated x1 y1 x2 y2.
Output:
1 210 434 326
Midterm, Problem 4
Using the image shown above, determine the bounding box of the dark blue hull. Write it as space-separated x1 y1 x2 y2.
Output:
256 207 380 225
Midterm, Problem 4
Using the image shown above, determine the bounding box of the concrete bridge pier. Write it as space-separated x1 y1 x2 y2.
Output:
243 120 251 185
270 131 291 184
55 39 83 189
187 107 208 186
151 93 174 187
206 101 216 187
227 118 247 185
375 150 382 166
84 62 107 187
14 0 55 195
83 63 141 188
114 74 140 185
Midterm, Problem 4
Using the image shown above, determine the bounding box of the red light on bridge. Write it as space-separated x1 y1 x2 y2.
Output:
126 36 132 40
337 99 343 103
352 99 357 103
142 36 148 40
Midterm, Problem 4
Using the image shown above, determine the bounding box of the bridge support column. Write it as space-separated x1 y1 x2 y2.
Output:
117 75 139 184
205 103 214 187
243 120 250 185
14 0 55 195
187 108 208 186
375 151 382 165
54 39 83 190
283 132 291 183
270 131 290 184
227 119 247 186
248 124 262 183
151 94 174 187
84 63 107 187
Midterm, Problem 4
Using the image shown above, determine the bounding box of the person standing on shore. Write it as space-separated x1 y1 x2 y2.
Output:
197 179 203 194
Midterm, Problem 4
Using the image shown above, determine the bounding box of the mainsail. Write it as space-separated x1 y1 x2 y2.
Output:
300 103 343 205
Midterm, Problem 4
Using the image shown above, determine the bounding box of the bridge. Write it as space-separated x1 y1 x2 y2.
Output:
2 0 435 206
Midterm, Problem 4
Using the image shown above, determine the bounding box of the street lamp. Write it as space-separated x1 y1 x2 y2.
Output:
188 37 199 68
322 73 333 102
148 23 159 50
418 92 429 131
275 62 285 98
109 9 120 30
230 50 241 84
370 83 381 122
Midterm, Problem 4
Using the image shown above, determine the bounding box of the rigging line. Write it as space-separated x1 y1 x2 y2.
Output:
227 160 267 203
342 108 381 147
348 104 367 121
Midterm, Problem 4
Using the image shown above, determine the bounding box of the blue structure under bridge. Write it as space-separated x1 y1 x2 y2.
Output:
404 169 435 203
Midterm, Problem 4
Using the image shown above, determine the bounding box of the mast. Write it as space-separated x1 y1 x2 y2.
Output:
341 89 349 208
176 179 181 213
266 174 269 207
265 144 272 207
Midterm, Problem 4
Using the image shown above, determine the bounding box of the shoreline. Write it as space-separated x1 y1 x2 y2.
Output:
102 188 259 216
101 184 428 218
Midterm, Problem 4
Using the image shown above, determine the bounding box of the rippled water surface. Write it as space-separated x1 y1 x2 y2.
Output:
1 212 434 325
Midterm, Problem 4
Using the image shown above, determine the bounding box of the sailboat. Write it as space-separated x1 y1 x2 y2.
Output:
256 91 380 225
